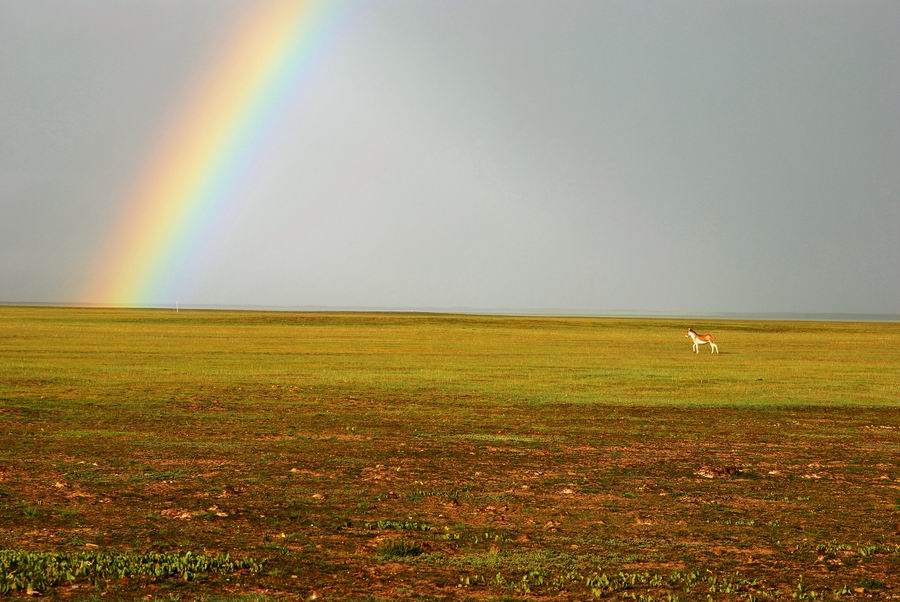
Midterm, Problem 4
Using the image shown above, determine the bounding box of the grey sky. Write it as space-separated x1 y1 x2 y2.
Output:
1 1 898 315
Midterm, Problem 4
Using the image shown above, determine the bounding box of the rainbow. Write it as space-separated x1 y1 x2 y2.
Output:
85 0 347 306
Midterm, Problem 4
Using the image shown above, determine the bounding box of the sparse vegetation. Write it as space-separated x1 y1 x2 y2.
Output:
0 550 262 594
364 520 433 532
376 540 425 559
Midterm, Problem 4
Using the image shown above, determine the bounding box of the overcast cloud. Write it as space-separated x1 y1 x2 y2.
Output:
1 0 898 315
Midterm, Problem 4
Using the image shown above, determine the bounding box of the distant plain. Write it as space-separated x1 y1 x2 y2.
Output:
0 307 897 599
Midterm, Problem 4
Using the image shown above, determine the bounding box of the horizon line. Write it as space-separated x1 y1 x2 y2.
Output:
1 301 897 323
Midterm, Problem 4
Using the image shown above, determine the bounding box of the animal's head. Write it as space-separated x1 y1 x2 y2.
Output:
686 328 695 338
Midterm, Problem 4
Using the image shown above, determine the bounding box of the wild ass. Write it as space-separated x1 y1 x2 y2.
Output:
686 328 719 354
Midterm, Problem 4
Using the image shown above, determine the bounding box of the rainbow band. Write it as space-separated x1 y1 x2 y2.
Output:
86 0 344 306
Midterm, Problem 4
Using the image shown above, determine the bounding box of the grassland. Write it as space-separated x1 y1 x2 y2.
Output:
0 306 897 600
